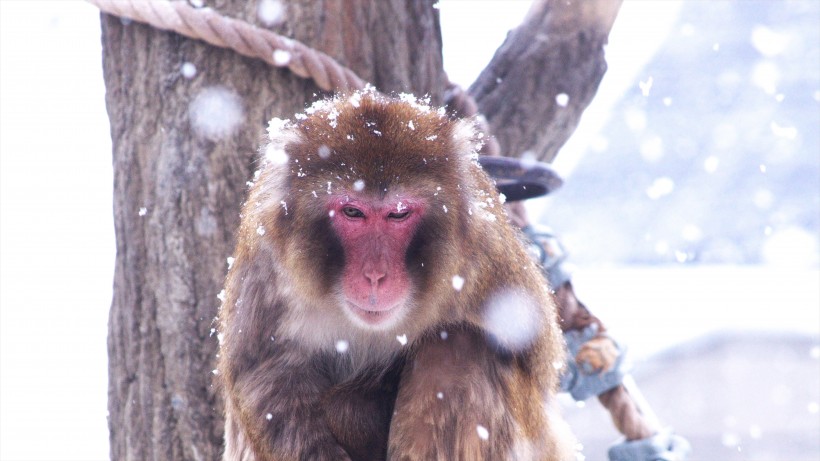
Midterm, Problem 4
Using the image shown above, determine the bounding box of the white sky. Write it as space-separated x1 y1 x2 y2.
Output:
0 1 816 460
440 0 684 176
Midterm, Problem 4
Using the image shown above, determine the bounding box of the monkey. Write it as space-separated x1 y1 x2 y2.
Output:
217 89 571 461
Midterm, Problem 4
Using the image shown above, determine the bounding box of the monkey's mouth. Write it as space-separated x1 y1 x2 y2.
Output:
346 302 400 327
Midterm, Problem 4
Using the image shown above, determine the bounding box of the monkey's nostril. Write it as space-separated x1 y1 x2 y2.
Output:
365 271 386 284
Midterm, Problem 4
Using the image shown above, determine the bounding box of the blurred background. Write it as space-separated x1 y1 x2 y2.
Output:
1 1 817 460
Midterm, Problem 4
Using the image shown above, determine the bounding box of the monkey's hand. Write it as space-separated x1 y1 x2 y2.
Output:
560 324 630 401
576 336 620 374
608 429 691 461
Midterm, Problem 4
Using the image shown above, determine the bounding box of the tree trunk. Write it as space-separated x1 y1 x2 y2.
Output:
101 1 444 459
470 0 622 162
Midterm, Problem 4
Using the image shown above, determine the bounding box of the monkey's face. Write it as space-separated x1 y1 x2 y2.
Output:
327 193 425 330
261 91 481 337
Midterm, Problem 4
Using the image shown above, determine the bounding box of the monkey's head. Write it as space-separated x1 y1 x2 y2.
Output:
243 90 507 340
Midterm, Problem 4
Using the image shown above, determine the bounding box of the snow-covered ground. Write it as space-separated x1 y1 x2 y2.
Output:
569 264 820 360
1 1 817 461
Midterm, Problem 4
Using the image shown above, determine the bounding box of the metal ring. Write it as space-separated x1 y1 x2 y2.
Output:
478 155 563 201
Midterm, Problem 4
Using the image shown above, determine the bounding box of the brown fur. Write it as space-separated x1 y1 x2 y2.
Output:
218 91 569 460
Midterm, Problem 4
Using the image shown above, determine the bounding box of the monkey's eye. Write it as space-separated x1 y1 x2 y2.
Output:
387 211 410 221
342 206 365 218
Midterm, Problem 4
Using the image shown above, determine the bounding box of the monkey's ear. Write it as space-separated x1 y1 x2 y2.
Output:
262 116 301 166
450 117 485 162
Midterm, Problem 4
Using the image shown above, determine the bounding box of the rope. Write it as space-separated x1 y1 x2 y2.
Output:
88 0 366 92
598 385 655 441
89 0 502 154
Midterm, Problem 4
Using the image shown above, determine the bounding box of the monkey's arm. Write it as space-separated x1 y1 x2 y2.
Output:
224 348 352 461
387 328 540 460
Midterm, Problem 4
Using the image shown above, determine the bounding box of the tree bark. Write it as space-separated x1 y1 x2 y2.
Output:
470 0 623 162
102 1 444 460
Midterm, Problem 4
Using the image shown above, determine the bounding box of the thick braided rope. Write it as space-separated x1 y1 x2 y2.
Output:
88 0 366 92
598 386 656 441
88 0 500 153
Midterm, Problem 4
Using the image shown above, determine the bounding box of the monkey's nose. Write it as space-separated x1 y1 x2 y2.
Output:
365 271 386 306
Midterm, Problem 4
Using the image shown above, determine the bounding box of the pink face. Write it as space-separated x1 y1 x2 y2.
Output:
329 194 425 329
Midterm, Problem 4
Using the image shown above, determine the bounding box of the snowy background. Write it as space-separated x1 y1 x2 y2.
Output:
0 1 817 460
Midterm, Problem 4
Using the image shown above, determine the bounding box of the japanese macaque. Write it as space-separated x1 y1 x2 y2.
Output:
218 90 571 461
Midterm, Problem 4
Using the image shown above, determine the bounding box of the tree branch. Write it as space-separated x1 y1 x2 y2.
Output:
469 0 623 162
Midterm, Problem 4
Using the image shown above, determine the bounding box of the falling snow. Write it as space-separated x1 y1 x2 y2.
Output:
751 61 780 95
639 136 664 163
396 334 408 346
703 156 720 173
335 340 349 353
180 62 196 79
4 6 816 461
770 121 797 139
138 207 147 216
257 0 285 26
646 177 675 200
272 50 292 66
476 425 489 440
750 25 789 57
318 145 331 159
188 86 244 140
639 76 654 96
256 225 266 236
520 151 538 169
483 289 541 351
555 93 569 107
451 275 465 291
